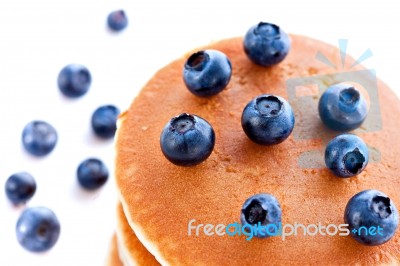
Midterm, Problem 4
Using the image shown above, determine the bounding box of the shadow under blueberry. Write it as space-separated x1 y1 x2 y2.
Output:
71 182 102 202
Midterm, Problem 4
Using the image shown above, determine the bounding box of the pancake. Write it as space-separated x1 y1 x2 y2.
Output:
115 35 400 265
115 203 159 265
106 234 123 266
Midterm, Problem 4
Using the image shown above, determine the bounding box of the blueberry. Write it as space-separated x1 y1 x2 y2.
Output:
241 94 295 145
77 158 109 190
22 120 58 156
183 50 232 97
16 207 60 252
240 193 282 238
318 83 368 131
345 190 398 246
107 10 128 32
325 133 369 177
91 105 120 139
243 22 291 67
160 113 215 166
5 172 36 205
57 64 91 98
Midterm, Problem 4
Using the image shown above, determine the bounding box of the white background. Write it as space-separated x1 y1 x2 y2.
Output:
0 0 399 265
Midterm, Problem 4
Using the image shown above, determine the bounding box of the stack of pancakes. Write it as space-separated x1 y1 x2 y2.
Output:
106 35 400 265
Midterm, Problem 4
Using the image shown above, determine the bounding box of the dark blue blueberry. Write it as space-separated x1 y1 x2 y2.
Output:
318 83 368 131
160 113 215 166
5 172 36 205
183 50 232 97
243 22 291 67
240 193 282 238
16 207 60 252
345 190 398 246
57 64 91 98
91 105 120 139
22 120 58 156
325 134 369 177
107 10 128 32
241 94 295 145
77 158 109 190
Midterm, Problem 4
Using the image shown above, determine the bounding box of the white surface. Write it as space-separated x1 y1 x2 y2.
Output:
0 0 399 265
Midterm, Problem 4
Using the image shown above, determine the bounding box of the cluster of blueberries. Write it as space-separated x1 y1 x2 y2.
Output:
5 10 128 253
160 22 399 246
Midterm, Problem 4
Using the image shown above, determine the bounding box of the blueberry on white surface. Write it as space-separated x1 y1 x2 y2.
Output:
107 10 128 31
22 120 58 156
91 105 120 139
5 172 36 205
16 207 61 252
77 158 109 190
57 64 91 98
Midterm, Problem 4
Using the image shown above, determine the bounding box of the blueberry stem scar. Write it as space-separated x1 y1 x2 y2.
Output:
343 148 365 174
254 22 280 39
244 200 267 224
255 95 282 116
185 51 209 71
339 87 360 106
372 196 392 219
170 114 195 134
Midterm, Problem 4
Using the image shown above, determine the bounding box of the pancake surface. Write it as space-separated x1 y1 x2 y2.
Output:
116 35 400 265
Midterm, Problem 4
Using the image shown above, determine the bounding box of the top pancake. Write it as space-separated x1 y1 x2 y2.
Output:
115 35 400 265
